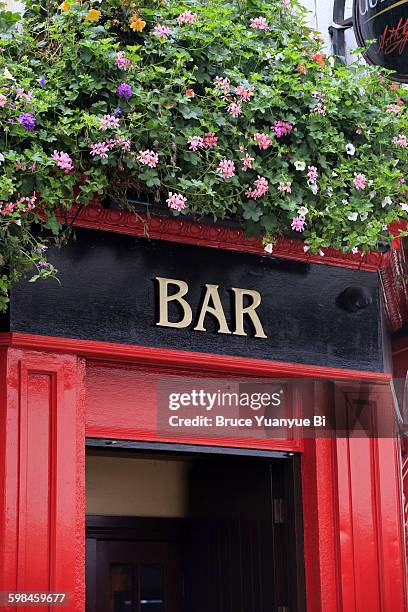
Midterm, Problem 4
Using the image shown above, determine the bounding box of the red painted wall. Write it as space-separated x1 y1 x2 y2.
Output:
0 336 407 611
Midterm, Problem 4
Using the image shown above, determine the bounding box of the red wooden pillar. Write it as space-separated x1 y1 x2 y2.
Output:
0 344 85 612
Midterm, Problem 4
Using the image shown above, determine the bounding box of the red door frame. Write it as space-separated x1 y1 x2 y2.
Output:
0 208 407 611
0 332 407 612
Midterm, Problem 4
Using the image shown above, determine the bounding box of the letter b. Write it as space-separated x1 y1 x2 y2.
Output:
156 277 192 329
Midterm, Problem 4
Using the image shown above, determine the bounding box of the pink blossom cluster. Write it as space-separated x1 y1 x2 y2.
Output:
307 165 318 182
153 23 172 38
115 137 131 152
188 132 218 151
218 159 235 179
250 16 269 30
353 173 366 190
177 11 198 25
115 52 133 70
246 176 269 199
235 85 254 101
16 88 34 103
291 215 306 232
254 132 272 150
51 150 74 173
241 154 254 172
278 181 292 193
90 136 131 158
227 101 242 117
393 135 408 147
282 0 291 7
0 194 36 216
15 160 36 172
386 104 403 114
272 120 293 138
0 94 7 107
137 149 159 168
99 114 121 131
166 192 187 211
313 102 327 115
188 136 203 151
90 142 111 158
213 76 230 94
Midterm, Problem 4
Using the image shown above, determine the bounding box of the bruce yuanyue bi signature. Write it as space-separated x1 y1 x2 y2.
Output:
379 17 408 55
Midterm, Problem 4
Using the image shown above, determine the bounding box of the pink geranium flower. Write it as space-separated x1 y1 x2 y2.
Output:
227 101 242 117
272 120 293 138
307 165 318 182
90 142 110 158
354 172 367 190
218 159 235 179
188 136 204 151
291 215 306 232
115 52 133 70
393 135 408 147
235 85 254 101
241 154 254 172
177 11 198 25
202 132 218 149
153 23 172 38
278 181 292 193
250 16 269 30
51 150 74 173
246 176 269 199
254 132 272 150
99 114 120 131
137 149 159 168
167 192 187 211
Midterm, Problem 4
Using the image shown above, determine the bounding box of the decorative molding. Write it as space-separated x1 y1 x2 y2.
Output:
67 204 390 272
0 332 393 383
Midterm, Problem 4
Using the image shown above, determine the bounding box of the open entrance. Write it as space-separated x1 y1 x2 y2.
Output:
85 440 305 612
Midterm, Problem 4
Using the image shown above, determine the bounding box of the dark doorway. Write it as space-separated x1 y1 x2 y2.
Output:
85 441 305 612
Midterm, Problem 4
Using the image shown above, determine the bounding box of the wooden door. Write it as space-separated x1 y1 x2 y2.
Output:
94 539 182 612
186 458 291 612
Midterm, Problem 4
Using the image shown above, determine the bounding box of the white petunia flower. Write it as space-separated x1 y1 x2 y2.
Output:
400 203 408 212
360 212 368 221
294 160 306 171
298 206 309 216
382 196 392 208
346 143 356 156
342 199 349 205
348 212 358 221
332 171 338 177
352 247 359 254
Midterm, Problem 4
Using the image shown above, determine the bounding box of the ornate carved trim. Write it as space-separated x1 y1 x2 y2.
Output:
67 203 391 272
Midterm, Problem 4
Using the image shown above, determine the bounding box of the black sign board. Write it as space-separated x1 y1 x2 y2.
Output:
1 228 385 372
354 0 408 81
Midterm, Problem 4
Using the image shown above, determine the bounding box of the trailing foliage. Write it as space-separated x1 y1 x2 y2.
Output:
0 0 407 310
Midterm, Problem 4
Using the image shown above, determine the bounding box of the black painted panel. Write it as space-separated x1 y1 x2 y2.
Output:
6 228 384 371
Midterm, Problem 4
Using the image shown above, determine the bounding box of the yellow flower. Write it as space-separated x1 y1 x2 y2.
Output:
59 1 70 12
129 16 146 32
85 8 101 22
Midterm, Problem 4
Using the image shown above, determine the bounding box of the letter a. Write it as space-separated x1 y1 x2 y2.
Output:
194 284 231 334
